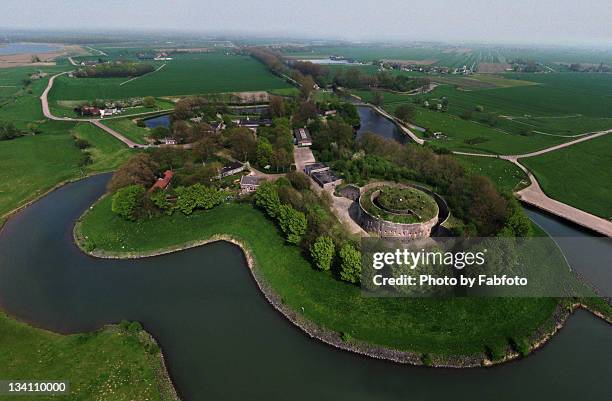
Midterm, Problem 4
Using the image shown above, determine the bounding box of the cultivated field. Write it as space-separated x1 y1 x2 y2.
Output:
49 52 293 101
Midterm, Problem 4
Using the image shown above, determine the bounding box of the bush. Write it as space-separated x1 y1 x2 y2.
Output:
339 243 362 284
111 184 145 221
78 151 93 166
143 96 156 108
174 184 224 215
73 136 91 149
310 236 335 271
286 171 311 191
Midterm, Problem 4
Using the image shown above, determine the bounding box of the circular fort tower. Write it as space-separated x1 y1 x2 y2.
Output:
358 184 439 239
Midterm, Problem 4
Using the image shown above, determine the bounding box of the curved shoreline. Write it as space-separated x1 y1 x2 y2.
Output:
73 204 612 369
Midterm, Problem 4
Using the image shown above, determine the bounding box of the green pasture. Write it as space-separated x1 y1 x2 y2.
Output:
0 121 132 218
49 53 292 101
0 311 171 401
520 133 612 219
101 118 151 145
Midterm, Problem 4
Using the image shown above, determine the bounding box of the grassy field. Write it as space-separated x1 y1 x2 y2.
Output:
355 72 612 154
78 199 560 358
0 66 69 128
49 53 292 101
455 155 529 193
0 121 132 218
0 311 173 401
521 134 612 219
100 118 152 145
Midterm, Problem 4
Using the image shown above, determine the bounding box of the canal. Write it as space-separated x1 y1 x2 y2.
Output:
356 105 408 144
0 174 609 401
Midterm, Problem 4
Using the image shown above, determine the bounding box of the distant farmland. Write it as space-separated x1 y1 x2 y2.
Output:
49 52 293 101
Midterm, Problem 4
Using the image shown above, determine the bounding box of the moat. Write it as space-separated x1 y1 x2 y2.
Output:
0 174 610 401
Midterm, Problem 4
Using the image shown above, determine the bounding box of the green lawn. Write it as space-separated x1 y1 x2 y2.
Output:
0 121 133 218
78 199 560 358
521 134 612 219
49 53 292 101
455 155 529 193
0 311 174 401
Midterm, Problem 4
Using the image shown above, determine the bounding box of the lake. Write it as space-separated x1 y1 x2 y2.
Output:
0 174 610 401
0 43 61 55
144 114 171 129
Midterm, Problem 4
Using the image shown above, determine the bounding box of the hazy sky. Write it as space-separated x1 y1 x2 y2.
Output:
3 0 612 45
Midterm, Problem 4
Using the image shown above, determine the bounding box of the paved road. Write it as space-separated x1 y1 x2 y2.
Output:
453 131 612 237
360 97 612 237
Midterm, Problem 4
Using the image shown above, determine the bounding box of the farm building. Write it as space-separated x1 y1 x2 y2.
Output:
149 170 174 192
240 175 265 194
293 128 312 147
219 161 245 178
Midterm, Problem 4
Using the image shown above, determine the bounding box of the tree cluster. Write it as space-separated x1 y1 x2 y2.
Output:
74 62 155 78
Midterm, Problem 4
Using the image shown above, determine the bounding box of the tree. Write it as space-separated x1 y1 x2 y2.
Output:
256 138 273 167
372 91 384 106
143 96 156 108
339 243 362 284
286 171 311 191
394 104 415 122
277 204 307 244
269 96 286 118
174 184 224 215
27 122 40 135
111 185 145 221
227 128 257 162
192 135 219 164
310 236 335 271
108 153 158 192
255 182 282 217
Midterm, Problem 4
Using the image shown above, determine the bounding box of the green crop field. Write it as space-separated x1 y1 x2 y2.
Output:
48 52 293 101
520 134 612 219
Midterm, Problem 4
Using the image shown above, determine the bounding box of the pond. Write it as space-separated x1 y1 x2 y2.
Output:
0 175 609 401
0 43 61 55
144 114 171 129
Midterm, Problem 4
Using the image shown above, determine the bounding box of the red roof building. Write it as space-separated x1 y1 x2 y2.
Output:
149 170 174 192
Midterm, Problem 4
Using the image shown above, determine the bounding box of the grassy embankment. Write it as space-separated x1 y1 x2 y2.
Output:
0 311 176 401
521 133 612 219
454 155 529 193
78 197 561 359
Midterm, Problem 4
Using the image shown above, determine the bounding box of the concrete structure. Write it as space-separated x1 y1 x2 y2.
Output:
293 128 312 147
358 186 439 239
303 163 342 190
